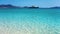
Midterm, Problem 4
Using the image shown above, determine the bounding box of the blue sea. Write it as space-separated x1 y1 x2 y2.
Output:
0 8 60 34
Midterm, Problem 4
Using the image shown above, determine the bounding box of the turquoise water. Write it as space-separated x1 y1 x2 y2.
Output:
0 8 60 34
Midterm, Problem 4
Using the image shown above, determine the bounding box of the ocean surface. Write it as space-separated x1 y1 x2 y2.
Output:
0 8 60 34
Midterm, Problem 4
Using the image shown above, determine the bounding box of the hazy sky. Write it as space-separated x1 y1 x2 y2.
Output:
0 0 60 7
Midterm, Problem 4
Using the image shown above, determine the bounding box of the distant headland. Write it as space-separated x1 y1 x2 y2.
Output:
50 7 60 9
0 4 20 8
24 6 39 8
0 4 39 9
0 4 60 9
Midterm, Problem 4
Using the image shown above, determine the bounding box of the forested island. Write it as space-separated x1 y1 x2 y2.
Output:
0 4 60 9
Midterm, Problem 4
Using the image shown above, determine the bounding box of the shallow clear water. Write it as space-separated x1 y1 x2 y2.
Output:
0 8 60 34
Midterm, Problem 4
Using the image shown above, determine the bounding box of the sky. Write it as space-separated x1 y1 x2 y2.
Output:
0 0 60 8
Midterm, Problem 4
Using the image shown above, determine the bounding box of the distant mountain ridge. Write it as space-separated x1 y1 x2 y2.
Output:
0 4 20 8
0 4 60 9
50 7 60 9
0 4 39 8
